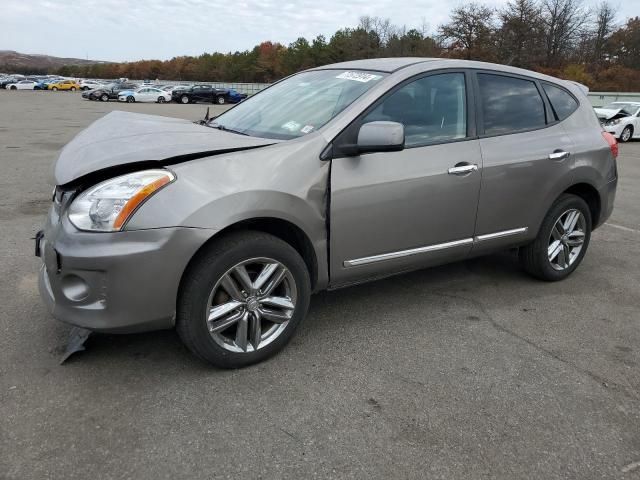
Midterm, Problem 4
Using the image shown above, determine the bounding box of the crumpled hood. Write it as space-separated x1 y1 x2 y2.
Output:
54 111 278 185
593 108 628 120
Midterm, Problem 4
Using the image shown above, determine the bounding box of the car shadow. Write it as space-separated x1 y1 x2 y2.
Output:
59 251 530 370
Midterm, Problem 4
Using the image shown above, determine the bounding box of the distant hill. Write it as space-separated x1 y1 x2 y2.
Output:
0 50 108 74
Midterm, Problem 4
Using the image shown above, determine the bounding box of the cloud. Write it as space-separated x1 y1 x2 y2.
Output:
0 0 635 61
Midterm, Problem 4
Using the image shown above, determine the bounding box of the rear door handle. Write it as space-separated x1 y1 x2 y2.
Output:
448 164 478 175
549 150 570 161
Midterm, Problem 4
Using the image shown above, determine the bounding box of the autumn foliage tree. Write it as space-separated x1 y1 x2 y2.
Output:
50 5 640 91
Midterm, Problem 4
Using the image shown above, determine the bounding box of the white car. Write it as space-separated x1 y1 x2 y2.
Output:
594 102 640 142
80 80 103 91
118 87 172 103
6 80 37 90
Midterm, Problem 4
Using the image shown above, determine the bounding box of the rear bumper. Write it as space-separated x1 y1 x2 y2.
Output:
596 177 617 228
38 212 215 333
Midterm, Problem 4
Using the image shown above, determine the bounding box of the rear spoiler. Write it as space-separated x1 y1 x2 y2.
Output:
566 81 589 95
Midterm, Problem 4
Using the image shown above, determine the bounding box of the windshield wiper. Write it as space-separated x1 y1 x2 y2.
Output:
210 123 249 136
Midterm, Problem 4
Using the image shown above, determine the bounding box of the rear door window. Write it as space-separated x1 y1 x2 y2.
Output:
478 73 546 135
542 83 579 121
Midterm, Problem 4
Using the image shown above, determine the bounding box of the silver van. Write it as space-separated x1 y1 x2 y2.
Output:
37 58 618 367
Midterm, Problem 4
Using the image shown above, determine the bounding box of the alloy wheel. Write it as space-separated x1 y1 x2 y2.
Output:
547 209 586 271
205 258 297 353
621 127 632 142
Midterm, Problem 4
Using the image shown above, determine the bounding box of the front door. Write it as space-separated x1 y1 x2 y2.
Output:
330 71 482 286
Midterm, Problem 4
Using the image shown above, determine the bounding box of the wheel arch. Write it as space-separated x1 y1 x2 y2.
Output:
563 182 601 228
179 217 319 294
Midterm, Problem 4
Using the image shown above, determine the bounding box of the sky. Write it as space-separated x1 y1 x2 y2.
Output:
1 0 636 62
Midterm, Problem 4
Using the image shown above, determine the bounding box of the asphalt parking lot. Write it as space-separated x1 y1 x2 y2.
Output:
1 90 639 479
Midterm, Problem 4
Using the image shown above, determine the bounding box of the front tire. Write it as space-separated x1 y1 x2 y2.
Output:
177 231 311 368
519 194 592 281
620 125 633 143
157 96 166 103
180 95 190 104
217 96 225 105
126 96 135 103
52 87 58 91
100 94 109 102
70 87 76 91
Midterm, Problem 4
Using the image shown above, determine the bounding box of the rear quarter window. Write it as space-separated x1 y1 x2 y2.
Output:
478 73 546 136
542 83 579 121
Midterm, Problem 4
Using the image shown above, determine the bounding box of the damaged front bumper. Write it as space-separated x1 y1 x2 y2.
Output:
37 208 214 333
602 123 625 138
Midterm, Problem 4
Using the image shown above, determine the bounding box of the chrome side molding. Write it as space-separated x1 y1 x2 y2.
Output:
343 227 528 267
475 227 528 242
343 238 474 267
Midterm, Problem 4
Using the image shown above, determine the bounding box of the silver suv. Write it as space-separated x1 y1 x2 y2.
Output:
37 58 618 367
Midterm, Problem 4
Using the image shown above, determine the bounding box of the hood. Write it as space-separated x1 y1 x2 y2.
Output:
54 111 278 185
594 108 629 120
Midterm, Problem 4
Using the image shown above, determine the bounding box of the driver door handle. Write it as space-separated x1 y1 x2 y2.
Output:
448 163 478 175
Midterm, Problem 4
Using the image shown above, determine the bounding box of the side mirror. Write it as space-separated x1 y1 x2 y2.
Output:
355 121 405 155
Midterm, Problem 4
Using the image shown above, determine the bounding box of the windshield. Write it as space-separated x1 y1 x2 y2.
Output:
602 103 640 114
211 69 387 139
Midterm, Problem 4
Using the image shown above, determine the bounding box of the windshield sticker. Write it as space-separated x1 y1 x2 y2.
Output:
300 125 314 134
281 121 301 132
336 71 382 83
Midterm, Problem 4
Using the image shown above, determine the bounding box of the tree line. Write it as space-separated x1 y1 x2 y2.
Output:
51 0 640 91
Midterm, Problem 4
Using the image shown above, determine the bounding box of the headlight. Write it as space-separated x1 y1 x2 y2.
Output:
67 169 175 232
605 118 621 126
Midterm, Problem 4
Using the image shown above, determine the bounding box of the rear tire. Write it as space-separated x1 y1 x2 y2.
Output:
217 96 225 105
620 125 633 143
519 194 592 281
177 231 311 368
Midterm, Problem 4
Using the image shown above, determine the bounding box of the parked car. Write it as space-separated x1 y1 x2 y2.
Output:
118 87 172 103
6 80 38 90
594 101 640 142
79 80 103 91
83 82 139 101
0 76 24 89
172 84 228 104
36 58 618 368
48 80 81 91
226 88 248 103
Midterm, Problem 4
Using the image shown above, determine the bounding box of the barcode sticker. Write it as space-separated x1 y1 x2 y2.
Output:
335 72 382 83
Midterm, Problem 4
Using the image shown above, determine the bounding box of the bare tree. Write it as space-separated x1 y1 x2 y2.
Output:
541 0 591 67
438 3 496 60
359 16 398 47
592 2 617 64
497 0 545 67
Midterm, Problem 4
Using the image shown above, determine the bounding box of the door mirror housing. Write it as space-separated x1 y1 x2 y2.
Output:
355 121 405 154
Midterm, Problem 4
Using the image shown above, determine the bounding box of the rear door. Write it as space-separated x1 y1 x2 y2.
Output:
330 71 482 286
472 72 575 253
138 88 154 102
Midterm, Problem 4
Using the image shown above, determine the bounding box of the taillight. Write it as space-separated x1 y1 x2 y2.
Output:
602 131 618 159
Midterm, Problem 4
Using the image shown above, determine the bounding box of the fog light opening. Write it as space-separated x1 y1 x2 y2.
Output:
60 274 90 302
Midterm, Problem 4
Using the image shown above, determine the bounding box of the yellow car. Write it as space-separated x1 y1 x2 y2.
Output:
48 80 81 91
